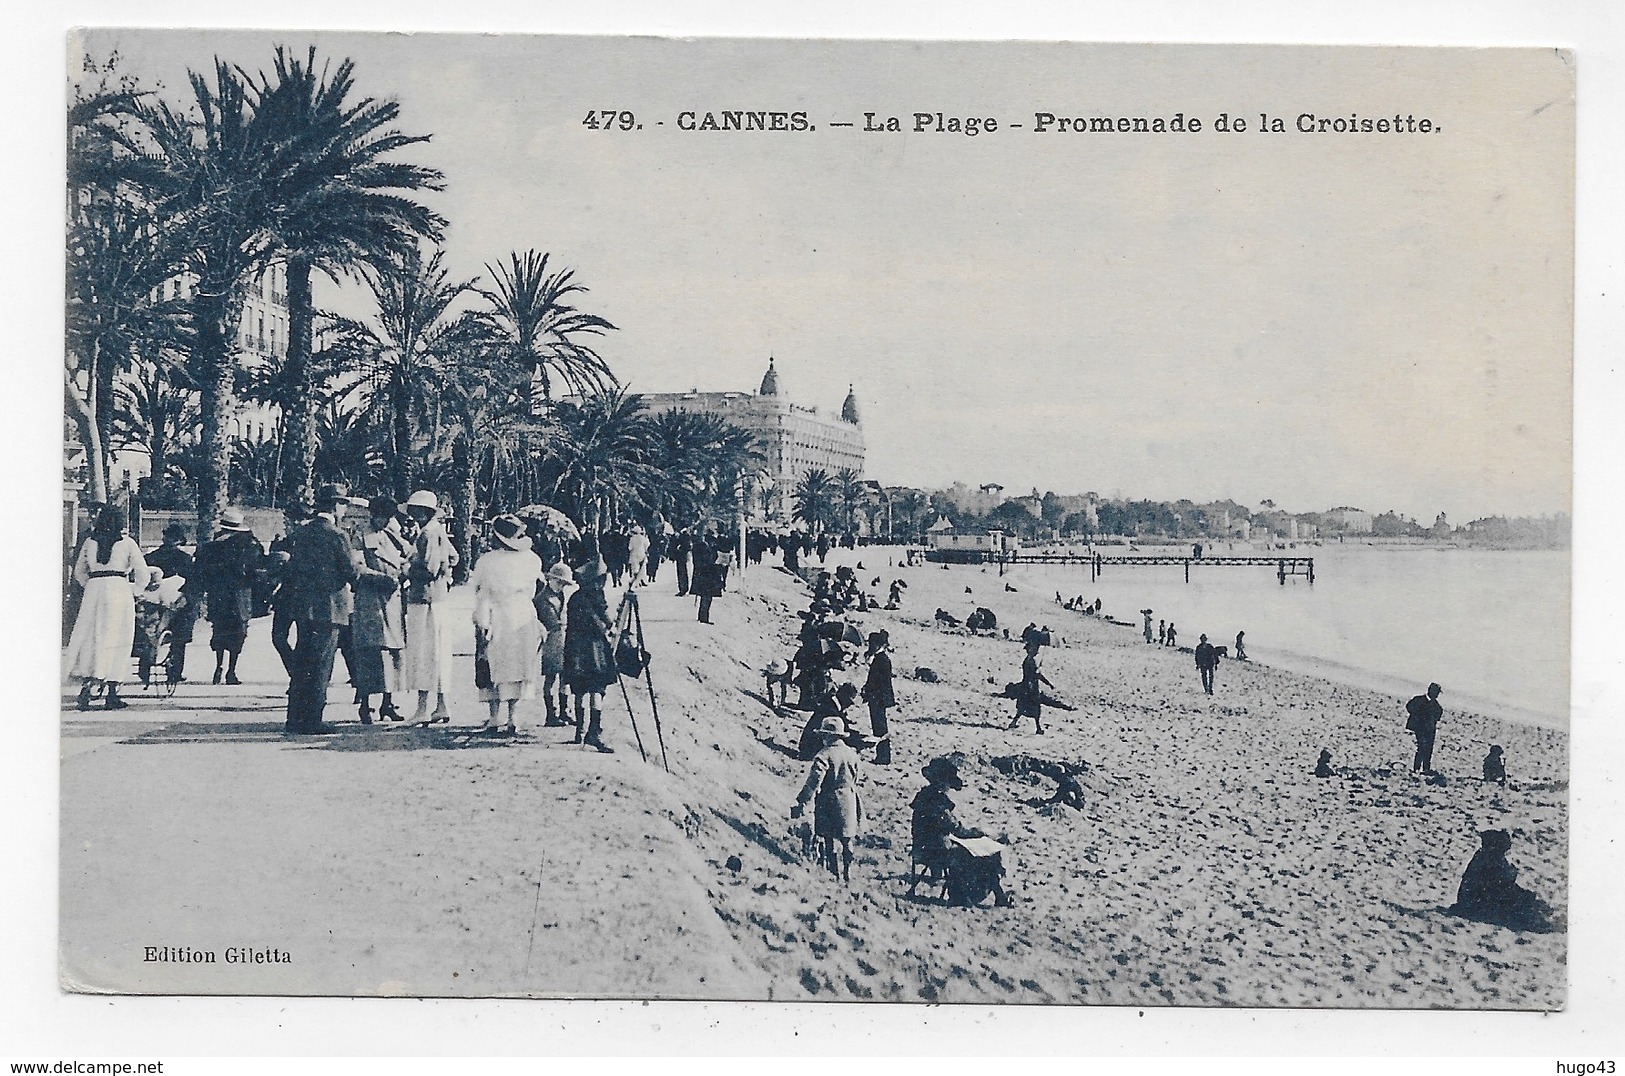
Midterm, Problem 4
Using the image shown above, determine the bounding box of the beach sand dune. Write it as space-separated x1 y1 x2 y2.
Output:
60 546 1565 1006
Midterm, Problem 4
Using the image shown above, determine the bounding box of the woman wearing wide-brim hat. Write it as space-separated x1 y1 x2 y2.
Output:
536 561 574 726
792 715 865 883
401 490 458 723
65 505 150 710
189 506 265 686
561 557 617 751
470 514 546 735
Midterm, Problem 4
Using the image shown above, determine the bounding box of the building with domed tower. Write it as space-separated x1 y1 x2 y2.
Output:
638 358 865 521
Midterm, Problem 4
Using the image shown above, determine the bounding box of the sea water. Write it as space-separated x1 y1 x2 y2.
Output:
1005 544 1569 728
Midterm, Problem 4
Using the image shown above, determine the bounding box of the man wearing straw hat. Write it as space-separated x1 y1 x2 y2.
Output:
402 490 458 724
282 485 358 735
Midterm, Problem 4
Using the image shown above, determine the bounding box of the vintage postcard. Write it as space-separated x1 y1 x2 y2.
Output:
61 31 1573 1006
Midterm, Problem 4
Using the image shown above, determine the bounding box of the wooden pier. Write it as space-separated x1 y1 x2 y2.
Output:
1004 552 1315 585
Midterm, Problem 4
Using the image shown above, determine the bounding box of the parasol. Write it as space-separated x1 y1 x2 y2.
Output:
516 504 580 538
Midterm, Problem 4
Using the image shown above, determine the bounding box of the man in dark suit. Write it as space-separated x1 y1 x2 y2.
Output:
1194 634 1219 694
1406 682 1445 775
284 484 358 735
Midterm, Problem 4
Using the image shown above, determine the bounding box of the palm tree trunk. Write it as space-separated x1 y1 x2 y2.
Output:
66 369 109 504
94 349 117 496
194 287 238 540
280 253 317 505
392 390 413 501
150 397 169 500
452 430 475 582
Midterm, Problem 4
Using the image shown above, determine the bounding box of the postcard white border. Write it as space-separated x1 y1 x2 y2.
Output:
5 0 1621 1059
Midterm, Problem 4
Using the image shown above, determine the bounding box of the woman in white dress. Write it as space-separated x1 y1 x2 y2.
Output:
472 514 546 734
66 506 149 710
401 490 458 723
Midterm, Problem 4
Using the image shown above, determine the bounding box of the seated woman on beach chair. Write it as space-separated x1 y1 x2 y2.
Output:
909 756 1013 907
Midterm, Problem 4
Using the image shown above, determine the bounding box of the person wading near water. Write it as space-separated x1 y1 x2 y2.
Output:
792 715 865 883
562 557 617 752
282 485 358 735
1142 610 1154 644
861 630 896 765
1405 681 1444 775
402 490 457 724
1194 634 1219 694
66 506 149 711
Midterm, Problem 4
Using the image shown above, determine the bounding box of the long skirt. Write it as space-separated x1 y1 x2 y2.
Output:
352 646 402 696
402 603 453 693
478 597 539 703
65 576 136 683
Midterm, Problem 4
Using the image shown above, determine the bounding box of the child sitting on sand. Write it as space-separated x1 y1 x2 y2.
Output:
1448 829 1553 932
1483 745 1508 786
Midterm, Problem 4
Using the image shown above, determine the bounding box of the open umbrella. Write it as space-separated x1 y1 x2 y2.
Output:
517 504 580 539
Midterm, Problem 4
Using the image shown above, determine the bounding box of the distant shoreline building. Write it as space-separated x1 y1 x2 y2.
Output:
638 358 865 520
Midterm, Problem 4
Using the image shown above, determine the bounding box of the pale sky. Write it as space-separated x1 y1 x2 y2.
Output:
76 32 1574 521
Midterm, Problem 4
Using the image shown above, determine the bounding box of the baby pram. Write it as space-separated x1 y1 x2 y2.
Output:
132 573 187 696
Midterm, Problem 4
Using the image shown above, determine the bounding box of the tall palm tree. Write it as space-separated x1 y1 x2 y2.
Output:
328 246 480 499
246 47 446 505
476 249 618 411
66 67 188 503
793 468 839 534
141 60 290 534
435 337 533 575
834 467 868 534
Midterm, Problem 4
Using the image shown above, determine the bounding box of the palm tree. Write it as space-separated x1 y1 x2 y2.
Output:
892 488 932 542
245 47 446 505
835 467 868 534
66 63 189 503
435 337 533 575
539 389 657 528
329 246 480 499
110 356 200 508
476 249 618 411
311 395 385 491
792 468 839 534
645 408 759 524
140 60 294 534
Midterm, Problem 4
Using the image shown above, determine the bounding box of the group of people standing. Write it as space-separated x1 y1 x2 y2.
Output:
64 482 751 751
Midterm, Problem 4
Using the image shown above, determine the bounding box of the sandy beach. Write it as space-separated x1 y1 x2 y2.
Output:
60 545 1567 1007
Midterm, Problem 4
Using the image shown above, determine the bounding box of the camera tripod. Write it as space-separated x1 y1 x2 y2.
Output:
610 586 670 772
